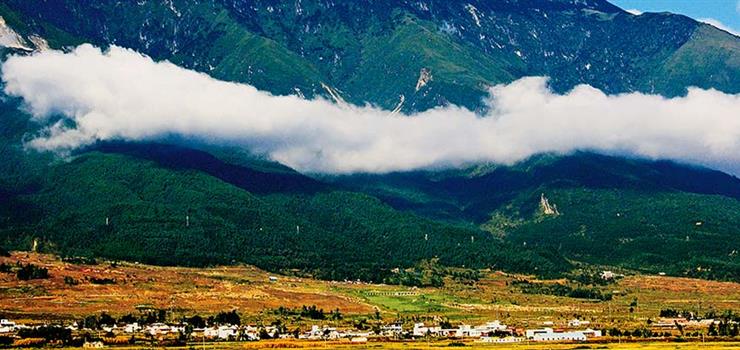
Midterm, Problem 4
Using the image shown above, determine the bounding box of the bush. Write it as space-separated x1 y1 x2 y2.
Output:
89 277 115 285
16 263 49 280
18 326 71 343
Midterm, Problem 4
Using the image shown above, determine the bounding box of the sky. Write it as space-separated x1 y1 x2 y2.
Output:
2 45 740 175
611 0 740 36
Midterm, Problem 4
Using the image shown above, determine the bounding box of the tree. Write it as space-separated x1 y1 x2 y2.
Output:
214 310 241 325
259 329 272 340
330 308 342 320
185 315 205 328
99 312 116 326
83 315 99 330
708 322 718 336
16 264 49 280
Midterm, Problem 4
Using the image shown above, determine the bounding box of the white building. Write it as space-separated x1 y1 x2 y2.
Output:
473 320 508 335
0 319 17 333
568 319 590 327
414 320 510 338
412 323 440 337
204 325 238 340
379 324 403 337
478 336 523 343
302 325 340 340
145 323 172 336
526 328 600 342
534 331 586 342
123 323 141 333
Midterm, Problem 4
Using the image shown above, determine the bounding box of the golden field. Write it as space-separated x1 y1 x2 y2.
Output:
1 252 739 332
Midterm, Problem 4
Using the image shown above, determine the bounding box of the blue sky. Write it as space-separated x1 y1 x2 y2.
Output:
610 0 740 35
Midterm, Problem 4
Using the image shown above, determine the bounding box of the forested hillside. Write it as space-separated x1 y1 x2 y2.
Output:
0 0 738 282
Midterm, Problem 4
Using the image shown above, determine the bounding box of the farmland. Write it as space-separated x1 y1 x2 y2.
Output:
1 252 738 332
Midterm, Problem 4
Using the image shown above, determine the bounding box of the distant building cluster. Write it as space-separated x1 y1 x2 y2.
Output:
412 319 602 343
0 317 606 345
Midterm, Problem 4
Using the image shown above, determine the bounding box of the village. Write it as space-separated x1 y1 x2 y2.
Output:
0 316 610 347
0 253 738 348
2 311 737 348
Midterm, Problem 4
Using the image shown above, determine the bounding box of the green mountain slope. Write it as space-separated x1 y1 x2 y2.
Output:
0 95 569 281
3 0 739 111
330 154 740 280
0 0 738 283
497 188 740 281
649 24 740 94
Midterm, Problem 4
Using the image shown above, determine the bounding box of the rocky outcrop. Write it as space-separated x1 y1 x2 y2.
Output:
540 193 560 216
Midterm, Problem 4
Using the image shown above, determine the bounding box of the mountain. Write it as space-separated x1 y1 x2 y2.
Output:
329 153 740 280
0 0 738 282
2 0 738 112
0 93 569 281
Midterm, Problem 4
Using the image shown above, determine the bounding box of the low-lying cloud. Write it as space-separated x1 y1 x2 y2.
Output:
2 44 740 174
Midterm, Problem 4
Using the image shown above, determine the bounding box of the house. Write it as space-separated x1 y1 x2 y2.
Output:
526 328 600 342
123 323 140 333
412 323 441 337
0 319 17 333
204 325 238 340
145 323 172 336
83 341 105 348
568 319 590 327
600 271 615 280
478 336 523 343
379 324 403 337
268 276 278 283
473 320 509 336
534 331 586 342
526 328 553 339
241 325 260 341
302 325 340 340
455 325 477 337
653 318 688 328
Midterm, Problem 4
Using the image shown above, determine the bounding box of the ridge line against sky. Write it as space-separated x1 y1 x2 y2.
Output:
2 45 740 175
611 0 740 36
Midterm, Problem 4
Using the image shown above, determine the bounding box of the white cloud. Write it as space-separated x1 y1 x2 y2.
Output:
624 9 642 15
3 44 740 174
698 18 740 37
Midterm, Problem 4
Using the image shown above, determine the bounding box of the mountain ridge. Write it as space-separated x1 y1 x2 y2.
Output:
2 0 738 112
